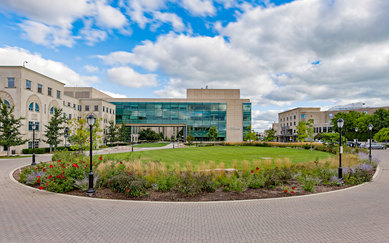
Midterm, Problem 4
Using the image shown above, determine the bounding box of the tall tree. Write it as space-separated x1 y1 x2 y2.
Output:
244 125 257 142
263 129 276 142
138 128 161 141
296 119 314 142
374 128 389 142
206 126 219 142
0 99 27 156
43 107 65 152
106 120 119 144
118 124 131 143
67 118 102 153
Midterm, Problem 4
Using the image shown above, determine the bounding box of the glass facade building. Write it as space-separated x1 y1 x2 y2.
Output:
113 102 229 140
243 103 252 135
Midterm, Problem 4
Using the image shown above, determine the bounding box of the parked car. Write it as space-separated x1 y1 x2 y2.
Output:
361 143 387 149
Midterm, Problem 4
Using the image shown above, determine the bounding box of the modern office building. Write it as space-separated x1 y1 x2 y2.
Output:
273 103 389 142
0 66 251 154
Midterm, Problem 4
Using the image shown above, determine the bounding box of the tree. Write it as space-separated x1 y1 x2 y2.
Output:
186 135 194 145
118 124 131 143
263 129 276 142
206 126 219 142
138 128 161 141
106 120 119 144
244 125 257 142
43 107 65 152
374 128 389 142
321 132 346 145
296 119 314 142
67 118 102 153
0 99 27 156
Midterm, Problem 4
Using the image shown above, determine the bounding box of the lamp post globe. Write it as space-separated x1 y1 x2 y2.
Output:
31 122 36 166
337 118 344 180
86 114 96 196
368 124 373 162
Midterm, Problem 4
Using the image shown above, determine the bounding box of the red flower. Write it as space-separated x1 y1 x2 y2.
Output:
128 172 132 175
108 181 111 184
35 167 38 170
58 159 61 162
126 188 130 192
43 168 46 172
36 176 41 179
256 167 259 171
48 175 53 179
119 161 123 164
284 190 288 193
46 183 49 186
61 175 65 178
49 165 53 168
291 191 295 194
250 170 254 173
56 175 60 178
37 180 40 184
39 186 43 190
292 187 295 190
99 156 102 160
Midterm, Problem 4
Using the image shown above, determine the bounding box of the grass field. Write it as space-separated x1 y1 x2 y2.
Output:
102 146 334 169
0 155 31 159
134 143 170 148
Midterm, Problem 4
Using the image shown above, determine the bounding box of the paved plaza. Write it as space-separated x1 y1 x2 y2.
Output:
0 150 388 242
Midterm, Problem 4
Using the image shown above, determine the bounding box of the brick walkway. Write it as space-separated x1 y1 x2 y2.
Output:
0 151 388 242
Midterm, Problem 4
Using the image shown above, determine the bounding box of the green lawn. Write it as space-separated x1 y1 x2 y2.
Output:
134 142 170 148
0 155 31 159
102 146 333 169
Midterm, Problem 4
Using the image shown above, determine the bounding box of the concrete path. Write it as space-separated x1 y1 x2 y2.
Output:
0 151 388 242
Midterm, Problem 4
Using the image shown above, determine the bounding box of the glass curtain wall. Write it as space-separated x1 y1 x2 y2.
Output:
113 102 227 140
243 103 252 136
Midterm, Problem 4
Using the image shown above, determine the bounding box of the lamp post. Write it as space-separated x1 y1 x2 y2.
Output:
86 115 96 196
64 127 69 148
31 122 36 166
368 124 373 162
355 127 358 148
337 118 344 180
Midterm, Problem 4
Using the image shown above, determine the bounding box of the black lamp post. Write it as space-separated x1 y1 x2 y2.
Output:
355 127 358 148
64 127 69 148
368 124 373 162
31 122 36 166
86 114 96 196
337 118 344 180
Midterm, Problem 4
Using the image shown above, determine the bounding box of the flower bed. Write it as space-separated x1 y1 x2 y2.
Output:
17 149 377 201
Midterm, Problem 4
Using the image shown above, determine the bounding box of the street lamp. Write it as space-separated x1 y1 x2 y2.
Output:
31 122 36 166
337 118 344 180
64 127 69 148
86 114 96 196
355 127 358 148
368 124 373 162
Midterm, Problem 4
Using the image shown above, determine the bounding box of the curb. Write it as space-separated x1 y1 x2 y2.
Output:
9 163 382 205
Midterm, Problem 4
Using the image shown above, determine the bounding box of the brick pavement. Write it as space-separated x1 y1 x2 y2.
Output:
0 151 388 242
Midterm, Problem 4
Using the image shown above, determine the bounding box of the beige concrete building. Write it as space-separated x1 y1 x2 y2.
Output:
0 66 115 154
273 104 389 142
0 66 251 154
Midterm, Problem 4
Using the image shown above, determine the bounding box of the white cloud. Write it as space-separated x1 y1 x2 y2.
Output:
106 66 158 88
153 12 185 32
84 65 99 73
95 1 127 29
99 90 128 98
0 46 97 86
180 0 216 16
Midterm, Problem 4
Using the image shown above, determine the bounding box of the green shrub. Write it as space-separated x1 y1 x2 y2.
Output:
108 173 148 197
175 172 202 196
247 173 267 189
298 176 319 192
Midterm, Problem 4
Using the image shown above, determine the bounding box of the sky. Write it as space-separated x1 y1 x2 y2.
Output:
0 0 388 132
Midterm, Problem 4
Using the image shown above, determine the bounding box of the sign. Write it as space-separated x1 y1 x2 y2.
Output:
340 146 343 154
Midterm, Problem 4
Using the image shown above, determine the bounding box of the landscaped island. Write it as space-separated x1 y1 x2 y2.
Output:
17 144 376 201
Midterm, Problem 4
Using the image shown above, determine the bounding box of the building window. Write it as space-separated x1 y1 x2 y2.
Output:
63 113 66 118
294 122 296 125
35 103 40 112
73 104 76 109
294 115 296 119
50 107 54 114
26 80 31 90
48 87 52 96
7 77 15 88
37 84 43 93
57 90 61 99
28 121 39 131
85 105 89 111
68 114 72 120
78 105 82 111
301 114 306 119
323 127 327 133
68 102 71 107
3 100 10 108
28 102 34 111
329 113 333 118
94 105 98 111
103 106 105 112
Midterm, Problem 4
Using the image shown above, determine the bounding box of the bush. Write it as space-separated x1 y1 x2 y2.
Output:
298 176 319 192
108 173 148 197
175 172 202 196
247 173 267 189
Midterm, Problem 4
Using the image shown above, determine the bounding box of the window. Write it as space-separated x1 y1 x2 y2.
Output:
26 80 31 90
48 87 52 96
68 102 71 107
73 104 76 109
28 121 39 131
323 127 327 132
57 90 61 99
7 78 15 88
37 84 42 93
294 122 296 126
3 100 10 108
329 113 333 118
103 106 105 112
94 105 98 111
78 105 82 111
28 141 39 149
63 113 66 118
35 122 39 131
85 105 89 111
50 107 54 114
29 102 34 111
294 115 296 119
301 114 306 119
35 103 40 112
68 114 72 120
109 108 111 114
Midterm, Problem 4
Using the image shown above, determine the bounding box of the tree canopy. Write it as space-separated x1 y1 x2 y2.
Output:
263 129 276 142
206 126 219 141
43 107 65 151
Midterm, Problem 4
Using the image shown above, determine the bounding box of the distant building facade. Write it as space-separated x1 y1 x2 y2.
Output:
0 66 251 154
273 104 389 142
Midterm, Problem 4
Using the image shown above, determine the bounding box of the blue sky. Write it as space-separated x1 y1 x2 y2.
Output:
0 0 388 131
